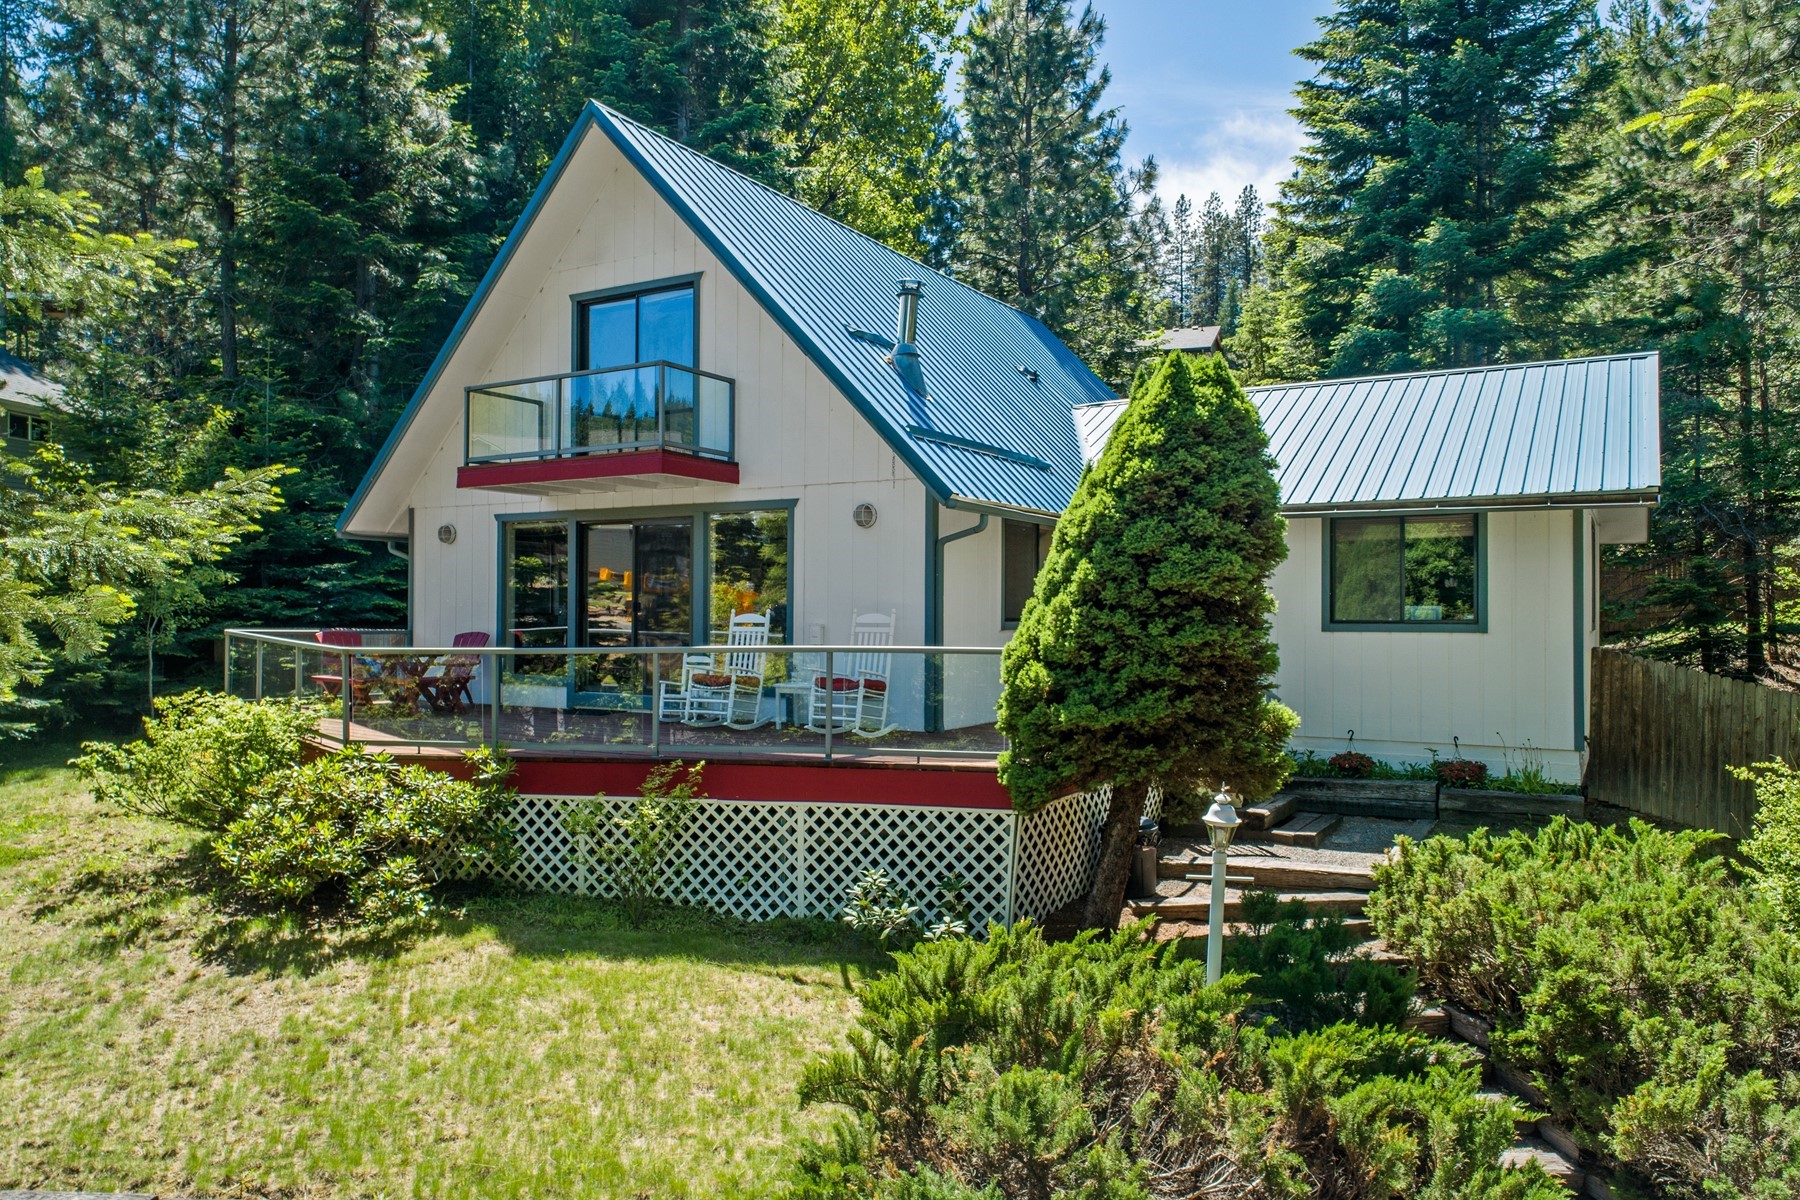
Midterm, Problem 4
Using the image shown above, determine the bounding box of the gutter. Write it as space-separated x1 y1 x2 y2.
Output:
1277 491 1660 519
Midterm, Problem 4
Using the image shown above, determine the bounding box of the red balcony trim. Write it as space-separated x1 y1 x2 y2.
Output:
457 449 739 489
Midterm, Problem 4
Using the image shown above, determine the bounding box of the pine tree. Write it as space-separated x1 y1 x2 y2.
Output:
1582 0 1800 677
1192 190 1229 325
1271 0 1603 375
998 352 1295 929
773 0 962 254
945 0 1148 372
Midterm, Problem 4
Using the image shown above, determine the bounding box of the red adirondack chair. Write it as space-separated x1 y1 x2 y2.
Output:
309 629 375 711
417 632 491 715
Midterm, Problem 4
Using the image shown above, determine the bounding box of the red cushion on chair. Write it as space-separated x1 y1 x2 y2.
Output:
861 678 888 693
813 675 860 691
692 673 734 688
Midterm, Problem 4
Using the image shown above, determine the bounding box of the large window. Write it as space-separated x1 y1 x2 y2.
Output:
710 509 790 643
502 505 791 650
1002 519 1054 626
577 283 695 370
1329 515 1480 627
505 521 572 649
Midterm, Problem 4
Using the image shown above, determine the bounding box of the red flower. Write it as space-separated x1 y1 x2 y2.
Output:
1329 751 1376 778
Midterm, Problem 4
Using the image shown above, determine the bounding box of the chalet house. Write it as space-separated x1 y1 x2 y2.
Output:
334 98 1656 791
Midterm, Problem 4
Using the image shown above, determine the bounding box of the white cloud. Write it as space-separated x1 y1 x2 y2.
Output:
1145 107 1305 213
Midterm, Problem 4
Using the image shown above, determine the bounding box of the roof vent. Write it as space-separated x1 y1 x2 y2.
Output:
891 280 927 396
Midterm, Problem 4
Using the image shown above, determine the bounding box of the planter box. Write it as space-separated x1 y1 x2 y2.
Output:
1282 777 1438 819
1438 788 1585 822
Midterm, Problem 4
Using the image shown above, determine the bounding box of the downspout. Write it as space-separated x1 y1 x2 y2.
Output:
924 497 989 732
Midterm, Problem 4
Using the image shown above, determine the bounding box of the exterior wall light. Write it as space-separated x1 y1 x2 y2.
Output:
437 523 457 545
853 503 878 529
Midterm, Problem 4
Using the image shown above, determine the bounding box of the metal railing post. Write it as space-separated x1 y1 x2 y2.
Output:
488 652 502 749
650 650 661 758
222 631 235 696
340 649 352 746
294 645 303 699
657 365 667 450
823 649 834 763
254 639 265 701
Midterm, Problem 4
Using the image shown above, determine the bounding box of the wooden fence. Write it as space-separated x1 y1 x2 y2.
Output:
1589 648 1800 836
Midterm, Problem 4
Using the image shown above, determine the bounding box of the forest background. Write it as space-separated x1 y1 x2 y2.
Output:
0 0 1794 732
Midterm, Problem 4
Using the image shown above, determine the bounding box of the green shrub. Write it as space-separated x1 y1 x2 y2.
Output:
1368 818 1800 1198
1227 891 1415 1032
212 746 515 924
565 760 702 926
1736 759 1800 928
787 922 1561 1199
78 691 322 829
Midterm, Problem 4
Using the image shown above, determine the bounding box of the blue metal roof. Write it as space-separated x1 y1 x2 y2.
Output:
1074 353 1662 511
594 104 1117 513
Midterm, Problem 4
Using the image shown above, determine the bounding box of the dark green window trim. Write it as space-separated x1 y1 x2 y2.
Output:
495 498 797 648
1321 512 1489 633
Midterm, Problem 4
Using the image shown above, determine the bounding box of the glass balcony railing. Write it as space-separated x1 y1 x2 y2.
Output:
221 630 1006 765
465 361 734 465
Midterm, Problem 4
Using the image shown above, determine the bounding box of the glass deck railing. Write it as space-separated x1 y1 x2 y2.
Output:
464 362 734 464
222 629 1006 765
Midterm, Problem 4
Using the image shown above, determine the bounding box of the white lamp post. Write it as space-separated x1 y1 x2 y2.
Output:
1200 788 1241 985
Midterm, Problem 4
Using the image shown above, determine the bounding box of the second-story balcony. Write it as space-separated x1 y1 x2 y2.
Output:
458 361 737 493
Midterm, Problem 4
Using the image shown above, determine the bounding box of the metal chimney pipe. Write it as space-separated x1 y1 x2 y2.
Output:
895 279 921 346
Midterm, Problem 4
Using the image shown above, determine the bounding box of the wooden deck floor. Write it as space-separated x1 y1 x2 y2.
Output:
312 710 1005 771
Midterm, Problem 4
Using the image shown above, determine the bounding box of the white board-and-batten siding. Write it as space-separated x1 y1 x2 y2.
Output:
1272 510 1591 783
397 125 930 651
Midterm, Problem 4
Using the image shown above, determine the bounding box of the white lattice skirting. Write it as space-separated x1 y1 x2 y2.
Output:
481 785 1154 928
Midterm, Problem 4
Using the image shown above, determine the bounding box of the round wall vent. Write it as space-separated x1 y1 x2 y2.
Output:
852 503 878 529
437 523 457 545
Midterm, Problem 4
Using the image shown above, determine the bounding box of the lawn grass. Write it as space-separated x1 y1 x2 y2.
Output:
0 734 873 1199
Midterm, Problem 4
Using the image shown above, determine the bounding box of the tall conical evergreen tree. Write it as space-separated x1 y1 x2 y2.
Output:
999 352 1295 929
946 0 1148 376
1271 0 1603 376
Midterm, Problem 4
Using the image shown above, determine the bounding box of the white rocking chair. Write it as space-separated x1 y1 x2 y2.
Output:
684 610 771 730
657 652 715 724
807 610 897 737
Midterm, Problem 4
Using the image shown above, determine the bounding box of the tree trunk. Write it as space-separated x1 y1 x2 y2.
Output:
1077 779 1149 930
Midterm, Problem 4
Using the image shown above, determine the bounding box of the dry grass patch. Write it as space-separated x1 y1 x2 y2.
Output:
0 736 871 1199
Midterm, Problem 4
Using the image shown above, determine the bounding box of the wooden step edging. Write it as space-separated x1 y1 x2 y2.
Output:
1430 999 1615 1197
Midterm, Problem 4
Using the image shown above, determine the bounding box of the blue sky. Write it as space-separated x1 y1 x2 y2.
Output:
1092 1 1337 209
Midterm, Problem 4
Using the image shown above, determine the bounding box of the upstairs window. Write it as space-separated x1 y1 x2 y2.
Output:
5 412 48 442
578 283 695 370
1329 515 1480 627
1002 519 1054 626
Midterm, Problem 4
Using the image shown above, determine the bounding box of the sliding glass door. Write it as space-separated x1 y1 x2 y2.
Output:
582 519 693 648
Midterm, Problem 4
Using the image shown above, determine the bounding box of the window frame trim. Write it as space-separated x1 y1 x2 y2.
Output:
570 273 703 373
1321 511 1489 633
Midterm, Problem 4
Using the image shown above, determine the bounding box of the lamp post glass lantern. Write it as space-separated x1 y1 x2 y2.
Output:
1201 790 1240 985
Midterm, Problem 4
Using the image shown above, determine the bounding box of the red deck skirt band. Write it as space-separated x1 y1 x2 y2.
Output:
396 752 1014 809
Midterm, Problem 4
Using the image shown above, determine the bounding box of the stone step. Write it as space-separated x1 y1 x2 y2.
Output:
1129 888 1369 922
1158 854 1376 890
1501 1134 1585 1191
1143 915 1373 942
1265 810 1341 846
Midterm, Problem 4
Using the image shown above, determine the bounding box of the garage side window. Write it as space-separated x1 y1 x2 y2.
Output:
1329 515 1479 627
1002 519 1053 626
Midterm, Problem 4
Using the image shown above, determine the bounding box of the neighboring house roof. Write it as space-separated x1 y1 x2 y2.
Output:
1074 352 1662 512
1141 326 1223 353
0 350 62 411
340 102 1119 534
